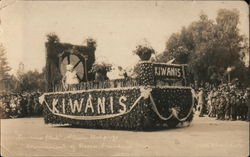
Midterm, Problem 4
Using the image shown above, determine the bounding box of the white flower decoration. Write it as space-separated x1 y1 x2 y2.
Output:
170 107 179 118
39 94 45 104
140 87 152 99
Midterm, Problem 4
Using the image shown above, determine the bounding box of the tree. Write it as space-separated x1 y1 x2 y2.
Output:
84 38 97 49
133 40 155 61
158 9 248 86
0 44 12 92
16 62 25 81
0 44 11 81
46 32 60 43
16 68 46 92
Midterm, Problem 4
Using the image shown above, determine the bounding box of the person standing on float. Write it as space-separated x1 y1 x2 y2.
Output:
62 64 79 91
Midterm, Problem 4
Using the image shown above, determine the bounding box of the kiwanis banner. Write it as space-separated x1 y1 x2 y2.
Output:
153 63 187 80
40 88 143 120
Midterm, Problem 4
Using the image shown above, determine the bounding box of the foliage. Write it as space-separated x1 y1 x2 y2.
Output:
0 44 11 81
91 62 112 73
16 62 25 81
0 93 43 119
133 42 155 61
46 32 60 43
0 44 13 92
157 9 249 86
16 68 46 92
84 38 97 49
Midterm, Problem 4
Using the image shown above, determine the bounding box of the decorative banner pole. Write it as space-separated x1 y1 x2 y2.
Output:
83 55 89 82
227 67 232 83
226 66 235 83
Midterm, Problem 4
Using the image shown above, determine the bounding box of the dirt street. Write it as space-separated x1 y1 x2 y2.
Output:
1 114 249 157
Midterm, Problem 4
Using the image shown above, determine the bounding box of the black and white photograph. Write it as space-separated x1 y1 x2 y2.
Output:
0 0 249 156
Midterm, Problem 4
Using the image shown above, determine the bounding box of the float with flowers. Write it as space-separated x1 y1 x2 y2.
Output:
39 35 194 130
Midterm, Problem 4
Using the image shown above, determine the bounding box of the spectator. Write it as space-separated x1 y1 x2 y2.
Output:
245 88 250 121
217 96 226 120
197 88 206 117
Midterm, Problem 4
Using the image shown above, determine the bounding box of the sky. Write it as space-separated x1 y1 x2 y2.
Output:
0 0 249 74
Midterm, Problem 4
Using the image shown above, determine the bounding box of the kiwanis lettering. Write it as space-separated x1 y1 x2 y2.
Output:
154 66 182 78
49 95 128 115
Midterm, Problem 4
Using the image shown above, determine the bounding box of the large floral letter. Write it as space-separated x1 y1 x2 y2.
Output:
97 97 106 114
69 98 84 113
52 98 59 113
118 96 127 113
85 95 94 113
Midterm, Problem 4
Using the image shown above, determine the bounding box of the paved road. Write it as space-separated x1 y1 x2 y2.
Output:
1 114 249 157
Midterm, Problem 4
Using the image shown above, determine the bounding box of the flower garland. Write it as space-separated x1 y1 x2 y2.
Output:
150 91 194 122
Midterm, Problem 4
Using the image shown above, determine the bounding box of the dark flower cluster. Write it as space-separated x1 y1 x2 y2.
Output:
91 62 112 73
0 92 43 119
133 45 155 61
137 62 155 86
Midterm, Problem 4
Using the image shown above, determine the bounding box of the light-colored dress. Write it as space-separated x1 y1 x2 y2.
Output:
65 71 79 85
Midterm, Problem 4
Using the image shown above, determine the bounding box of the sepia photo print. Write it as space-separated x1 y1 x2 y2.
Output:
0 0 249 156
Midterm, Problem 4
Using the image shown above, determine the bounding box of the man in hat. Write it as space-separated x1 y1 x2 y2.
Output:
230 91 237 121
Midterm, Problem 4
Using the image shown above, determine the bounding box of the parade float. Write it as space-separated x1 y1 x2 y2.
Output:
39 36 194 130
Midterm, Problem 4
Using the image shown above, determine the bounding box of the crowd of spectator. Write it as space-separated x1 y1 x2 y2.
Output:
0 92 43 119
193 82 250 121
1 80 249 122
